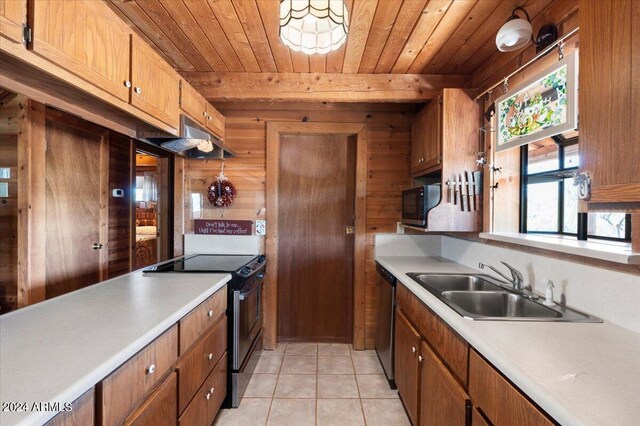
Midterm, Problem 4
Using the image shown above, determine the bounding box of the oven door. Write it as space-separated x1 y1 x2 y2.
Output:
402 187 426 226
232 272 264 370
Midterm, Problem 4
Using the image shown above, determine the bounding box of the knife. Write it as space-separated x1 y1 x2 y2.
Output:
454 174 459 206
467 171 475 212
459 173 466 211
473 171 482 211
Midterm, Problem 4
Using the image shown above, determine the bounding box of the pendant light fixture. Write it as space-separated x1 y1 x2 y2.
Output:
279 0 349 55
496 7 533 52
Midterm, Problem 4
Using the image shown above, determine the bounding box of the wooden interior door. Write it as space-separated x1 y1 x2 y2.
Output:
45 110 108 299
277 133 355 343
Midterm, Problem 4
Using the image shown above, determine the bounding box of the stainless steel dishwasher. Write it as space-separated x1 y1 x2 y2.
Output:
375 262 397 388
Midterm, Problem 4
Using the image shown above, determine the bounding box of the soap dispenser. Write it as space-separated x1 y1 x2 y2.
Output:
543 279 556 307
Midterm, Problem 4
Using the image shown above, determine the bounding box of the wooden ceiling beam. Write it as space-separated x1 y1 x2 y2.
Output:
185 72 469 103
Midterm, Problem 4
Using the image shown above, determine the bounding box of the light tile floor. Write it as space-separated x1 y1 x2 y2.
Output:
214 343 411 426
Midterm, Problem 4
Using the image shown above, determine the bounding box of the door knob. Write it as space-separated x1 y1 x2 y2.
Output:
345 226 354 235
92 243 103 250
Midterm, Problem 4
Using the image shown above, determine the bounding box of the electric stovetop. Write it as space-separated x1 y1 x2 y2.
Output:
143 254 260 273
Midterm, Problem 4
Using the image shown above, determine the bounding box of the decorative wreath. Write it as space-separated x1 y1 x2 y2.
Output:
207 166 237 208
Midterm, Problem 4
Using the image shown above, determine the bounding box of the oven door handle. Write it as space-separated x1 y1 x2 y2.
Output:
238 275 263 301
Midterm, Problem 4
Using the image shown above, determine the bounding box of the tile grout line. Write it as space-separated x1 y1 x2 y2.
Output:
351 344 368 426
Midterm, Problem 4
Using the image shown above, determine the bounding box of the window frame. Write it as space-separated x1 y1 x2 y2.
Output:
519 137 631 242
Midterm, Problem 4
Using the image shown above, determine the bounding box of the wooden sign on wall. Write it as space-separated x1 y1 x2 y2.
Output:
194 220 252 235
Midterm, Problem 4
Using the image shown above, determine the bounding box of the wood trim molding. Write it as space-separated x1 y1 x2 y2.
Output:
186 72 469 103
17 99 46 308
173 157 185 257
265 122 367 350
633 214 640 254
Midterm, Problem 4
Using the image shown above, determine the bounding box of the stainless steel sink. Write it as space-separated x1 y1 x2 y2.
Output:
406 272 601 322
442 291 562 319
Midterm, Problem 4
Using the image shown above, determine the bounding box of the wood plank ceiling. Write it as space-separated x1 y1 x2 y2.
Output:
109 0 558 77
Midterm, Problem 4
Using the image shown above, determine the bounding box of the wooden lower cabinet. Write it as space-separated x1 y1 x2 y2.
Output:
179 352 227 426
394 308 421 425
45 389 94 426
125 372 177 426
469 350 554 426
419 341 470 426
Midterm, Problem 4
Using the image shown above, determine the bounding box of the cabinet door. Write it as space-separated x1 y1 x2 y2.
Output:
180 80 207 126
580 0 640 203
205 103 225 142
124 372 177 426
31 0 131 102
0 0 26 44
411 97 442 176
131 35 180 129
394 308 421 425
419 341 470 426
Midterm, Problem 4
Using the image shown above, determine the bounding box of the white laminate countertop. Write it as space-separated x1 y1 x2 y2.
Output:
376 256 640 426
0 270 231 426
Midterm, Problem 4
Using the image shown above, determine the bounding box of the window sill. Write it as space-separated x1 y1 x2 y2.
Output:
479 233 639 265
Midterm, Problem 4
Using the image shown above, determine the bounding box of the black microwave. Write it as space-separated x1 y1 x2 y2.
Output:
402 184 441 227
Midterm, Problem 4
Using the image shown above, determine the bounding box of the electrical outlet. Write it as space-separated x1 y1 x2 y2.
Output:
255 220 266 236
0 168 10 179
0 182 8 198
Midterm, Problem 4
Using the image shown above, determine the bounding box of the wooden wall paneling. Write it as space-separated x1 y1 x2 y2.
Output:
157 0 227 72
341 0 378 73
0 94 20 313
107 133 133 279
157 156 170 262
391 0 453 74
374 0 428 74
0 0 26 45
187 72 468 103
255 0 293 73
16 99 46 309
206 0 261 72
633 214 640 253
174 156 184 257
357 0 402 73
406 0 479 74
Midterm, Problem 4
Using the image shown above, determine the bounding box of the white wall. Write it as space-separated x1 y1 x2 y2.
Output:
375 234 640 334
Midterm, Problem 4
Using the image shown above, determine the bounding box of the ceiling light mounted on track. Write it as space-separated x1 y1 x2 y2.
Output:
279 0 349 55
495 7 534 52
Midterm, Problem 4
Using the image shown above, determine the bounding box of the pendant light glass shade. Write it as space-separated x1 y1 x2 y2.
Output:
280 0 349 55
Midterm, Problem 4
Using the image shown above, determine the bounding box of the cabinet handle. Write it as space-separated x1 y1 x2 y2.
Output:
207 115 212 121
208 353 213 360
92 243 103 250
146 364 156 375
203 111 208 117
123 80 131 88
418 355 423 363
411 346 416 353
134 87 142 94
207 310 214 317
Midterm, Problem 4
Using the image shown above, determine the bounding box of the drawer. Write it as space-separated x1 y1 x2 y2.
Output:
45 388 94 426
469 350 554 426
100 325 178 426
397 284 468 386
177 315 227 413
179 352 227 426
124 372 177 426
180 286 227 355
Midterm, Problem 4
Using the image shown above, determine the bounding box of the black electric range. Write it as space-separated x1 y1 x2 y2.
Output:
144 254 266 408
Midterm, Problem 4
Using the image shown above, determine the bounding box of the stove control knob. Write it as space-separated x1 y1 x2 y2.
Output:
240 267 251 276
257 255 266 263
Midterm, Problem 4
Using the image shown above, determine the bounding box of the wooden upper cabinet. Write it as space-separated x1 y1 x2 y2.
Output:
394 308 421 425
580 0 640 204
180 80 225 141
131 35 180 129
411 97 442 176
0 0 26 45
419 341 470 426
31 0 131 102
180 80 208 127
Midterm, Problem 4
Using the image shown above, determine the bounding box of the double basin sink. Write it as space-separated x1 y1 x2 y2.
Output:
406 273 601 322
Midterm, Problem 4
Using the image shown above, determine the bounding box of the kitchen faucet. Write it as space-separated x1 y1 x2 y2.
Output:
478 261 524 290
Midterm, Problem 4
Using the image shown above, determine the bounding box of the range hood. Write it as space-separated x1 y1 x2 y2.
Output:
139 115 236 159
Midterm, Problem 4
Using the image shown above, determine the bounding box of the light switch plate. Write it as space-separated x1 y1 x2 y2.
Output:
0 182 8 198
0 168 10 179
255 220 266 236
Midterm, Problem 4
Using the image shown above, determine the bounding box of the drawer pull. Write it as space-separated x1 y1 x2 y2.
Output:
210 387 215 393
208 353 214 360
205 391 211 400
411 346 416 353
146 364 156 375
124 80 131 88
207 310 214 317
418 355 423 363
134 87 142 94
